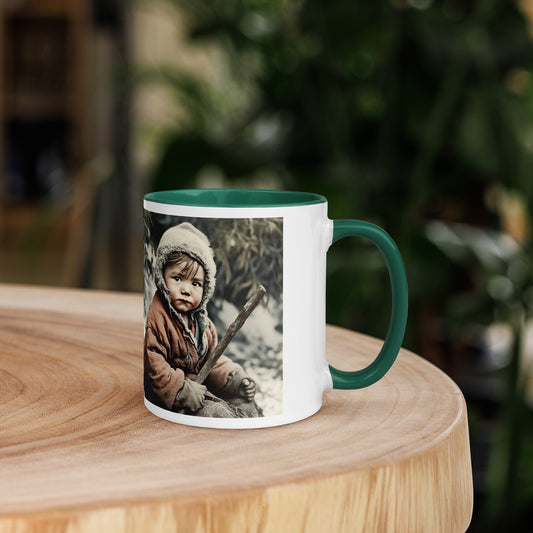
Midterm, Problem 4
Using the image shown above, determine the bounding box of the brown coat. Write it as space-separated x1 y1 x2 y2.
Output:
144 291 242 410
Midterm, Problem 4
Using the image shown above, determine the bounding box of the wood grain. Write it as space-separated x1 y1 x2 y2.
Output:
0 284 473 533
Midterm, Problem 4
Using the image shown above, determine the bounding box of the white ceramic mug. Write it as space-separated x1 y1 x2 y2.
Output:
143 189 408 429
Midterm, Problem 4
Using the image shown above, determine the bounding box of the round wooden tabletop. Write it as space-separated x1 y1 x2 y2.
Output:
0 285 473 533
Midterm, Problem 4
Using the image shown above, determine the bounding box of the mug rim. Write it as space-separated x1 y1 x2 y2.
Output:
144 189 327 208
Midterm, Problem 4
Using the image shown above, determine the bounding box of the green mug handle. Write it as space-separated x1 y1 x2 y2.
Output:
329 220 408 389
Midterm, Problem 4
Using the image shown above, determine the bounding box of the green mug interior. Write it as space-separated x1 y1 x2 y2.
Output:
144 189 326 208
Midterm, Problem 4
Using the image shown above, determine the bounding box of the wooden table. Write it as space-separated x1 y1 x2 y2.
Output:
0 285 473 533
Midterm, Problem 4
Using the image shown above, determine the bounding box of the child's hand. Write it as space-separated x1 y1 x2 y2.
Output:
187 380 208 411
173 378 207 412
238 378 256 401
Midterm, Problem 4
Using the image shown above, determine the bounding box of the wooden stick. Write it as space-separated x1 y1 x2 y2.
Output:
195 284 267 384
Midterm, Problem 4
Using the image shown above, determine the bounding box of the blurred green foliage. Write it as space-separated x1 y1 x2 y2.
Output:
141 0 533 529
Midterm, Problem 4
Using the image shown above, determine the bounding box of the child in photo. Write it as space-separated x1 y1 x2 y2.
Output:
144 222 259 418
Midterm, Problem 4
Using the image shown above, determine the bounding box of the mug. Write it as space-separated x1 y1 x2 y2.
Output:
143 189 408 429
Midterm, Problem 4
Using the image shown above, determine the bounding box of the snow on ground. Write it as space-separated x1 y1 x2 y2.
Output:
214 300 283 417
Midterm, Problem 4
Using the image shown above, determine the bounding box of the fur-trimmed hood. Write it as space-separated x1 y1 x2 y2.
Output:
155 222 216 307
154 222 217 353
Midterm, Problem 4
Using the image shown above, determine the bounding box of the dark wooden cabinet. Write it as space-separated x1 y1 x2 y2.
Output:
1 0 91 202
0 0 93 285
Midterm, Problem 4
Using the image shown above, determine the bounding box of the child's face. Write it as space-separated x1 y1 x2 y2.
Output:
164 261 205 313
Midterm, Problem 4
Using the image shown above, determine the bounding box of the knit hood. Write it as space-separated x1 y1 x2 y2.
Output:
154 222 217 353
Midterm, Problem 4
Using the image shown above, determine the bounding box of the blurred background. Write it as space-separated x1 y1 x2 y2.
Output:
1 0 533 530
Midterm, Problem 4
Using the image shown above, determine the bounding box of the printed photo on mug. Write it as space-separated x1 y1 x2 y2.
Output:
143 210 284 419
